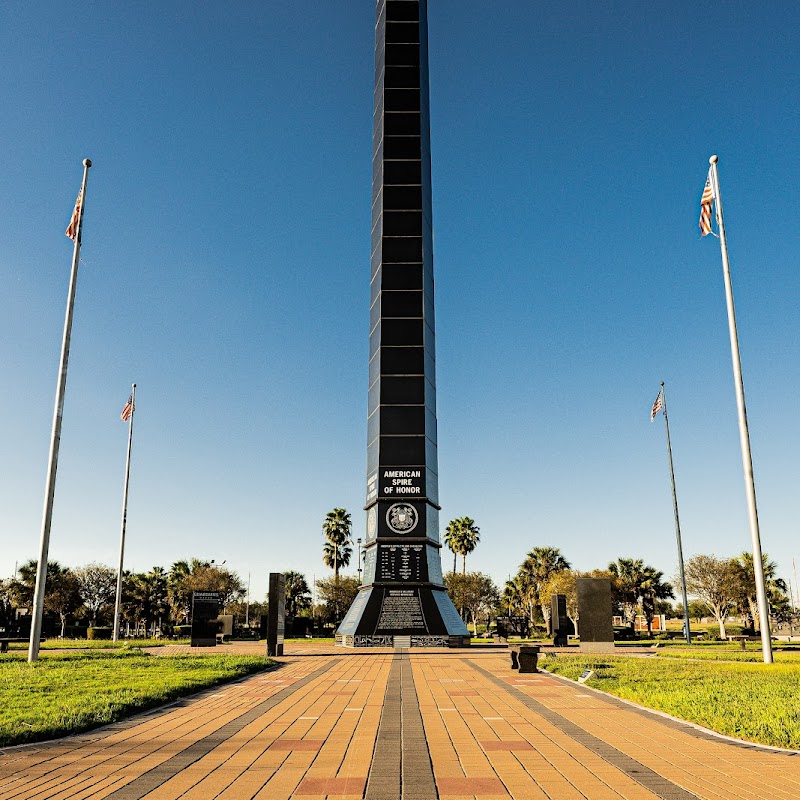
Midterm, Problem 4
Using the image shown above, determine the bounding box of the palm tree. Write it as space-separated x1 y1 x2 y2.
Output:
502 578 524 617
608 557 646 627
126 567 170 636
283 570 311 617
7 559 39 608
443 521 460 573
517 546 571 633
510 570 537 625
444 517 480 574
639 566 674 636
322 508 352 580
608 558 674 634
732 552 788 632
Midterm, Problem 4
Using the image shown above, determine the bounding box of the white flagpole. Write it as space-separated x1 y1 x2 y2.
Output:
29 158 92 663
708 154 773 664
113 383 136 642
658 382 691 644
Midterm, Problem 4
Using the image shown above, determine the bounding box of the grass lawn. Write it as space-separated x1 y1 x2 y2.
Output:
654 646 800 663
0 649 271 747
540 653 800 749
6 638 188 651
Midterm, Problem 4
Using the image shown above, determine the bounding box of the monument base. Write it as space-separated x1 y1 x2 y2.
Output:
336 633 469 648
336 585 470 648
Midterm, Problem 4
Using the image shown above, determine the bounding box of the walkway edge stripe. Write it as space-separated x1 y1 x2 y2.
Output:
466 660 700 800
102 659 340 800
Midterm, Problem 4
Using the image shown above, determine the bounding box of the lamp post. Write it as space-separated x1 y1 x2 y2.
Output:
357 538 362 582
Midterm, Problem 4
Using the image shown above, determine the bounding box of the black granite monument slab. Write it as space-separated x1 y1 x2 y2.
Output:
337 0 468 648
576 578 615 653
551 593 569 647
267 572 286 657
190 591 221 647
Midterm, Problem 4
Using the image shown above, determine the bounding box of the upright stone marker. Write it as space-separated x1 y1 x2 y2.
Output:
337 0 468 648
267 572 286 657
190 591 221 647
576 578 615 653
551 593 569 647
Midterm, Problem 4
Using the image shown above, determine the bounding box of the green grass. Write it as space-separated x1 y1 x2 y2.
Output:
0 649 271 747
284 637 335 643
6 638 188 651
653 646 800 663
540 653 800 749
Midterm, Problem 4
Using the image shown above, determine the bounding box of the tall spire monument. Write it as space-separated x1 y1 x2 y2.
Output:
337 0 469 647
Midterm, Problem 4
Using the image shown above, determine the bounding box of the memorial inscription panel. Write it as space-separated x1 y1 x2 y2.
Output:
377 544 425 582
377 590 425 630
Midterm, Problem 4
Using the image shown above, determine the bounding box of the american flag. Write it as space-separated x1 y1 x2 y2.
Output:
650 389 663 421
699 171 714 236
121 395 134 421
65 188 83 241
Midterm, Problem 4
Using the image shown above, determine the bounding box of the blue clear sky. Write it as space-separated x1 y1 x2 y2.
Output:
2 1 799 605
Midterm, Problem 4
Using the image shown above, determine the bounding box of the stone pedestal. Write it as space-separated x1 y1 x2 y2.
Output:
510 645 540 673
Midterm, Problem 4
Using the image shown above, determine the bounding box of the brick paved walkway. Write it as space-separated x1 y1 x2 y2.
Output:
1 644 798 799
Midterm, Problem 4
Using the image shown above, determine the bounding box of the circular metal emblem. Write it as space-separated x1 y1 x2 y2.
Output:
367 506 377 540
386 503 418 534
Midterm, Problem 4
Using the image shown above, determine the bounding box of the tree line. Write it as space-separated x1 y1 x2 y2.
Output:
321 507 797 639
1 558 248 637
3 507 792 641
0 556 367 639
682 552 790 638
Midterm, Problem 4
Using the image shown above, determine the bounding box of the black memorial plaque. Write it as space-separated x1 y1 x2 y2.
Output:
191 591 221 647
551 593 569 646
337 0 469 648
377 544 426 582
376 589 425 630
577 578 615 652
267 572 286 657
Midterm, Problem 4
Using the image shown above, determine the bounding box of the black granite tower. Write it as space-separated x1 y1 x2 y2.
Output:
337 0 469 647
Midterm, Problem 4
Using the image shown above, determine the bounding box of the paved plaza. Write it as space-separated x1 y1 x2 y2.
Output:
1 643 798 800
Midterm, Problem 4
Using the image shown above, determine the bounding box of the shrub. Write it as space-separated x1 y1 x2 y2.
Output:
86 627 112 640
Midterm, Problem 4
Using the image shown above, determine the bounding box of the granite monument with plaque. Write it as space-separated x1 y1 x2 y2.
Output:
576 578 615 653
190 591 221 647
337 0 469 648
267 572 286 657
551 593 569 647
